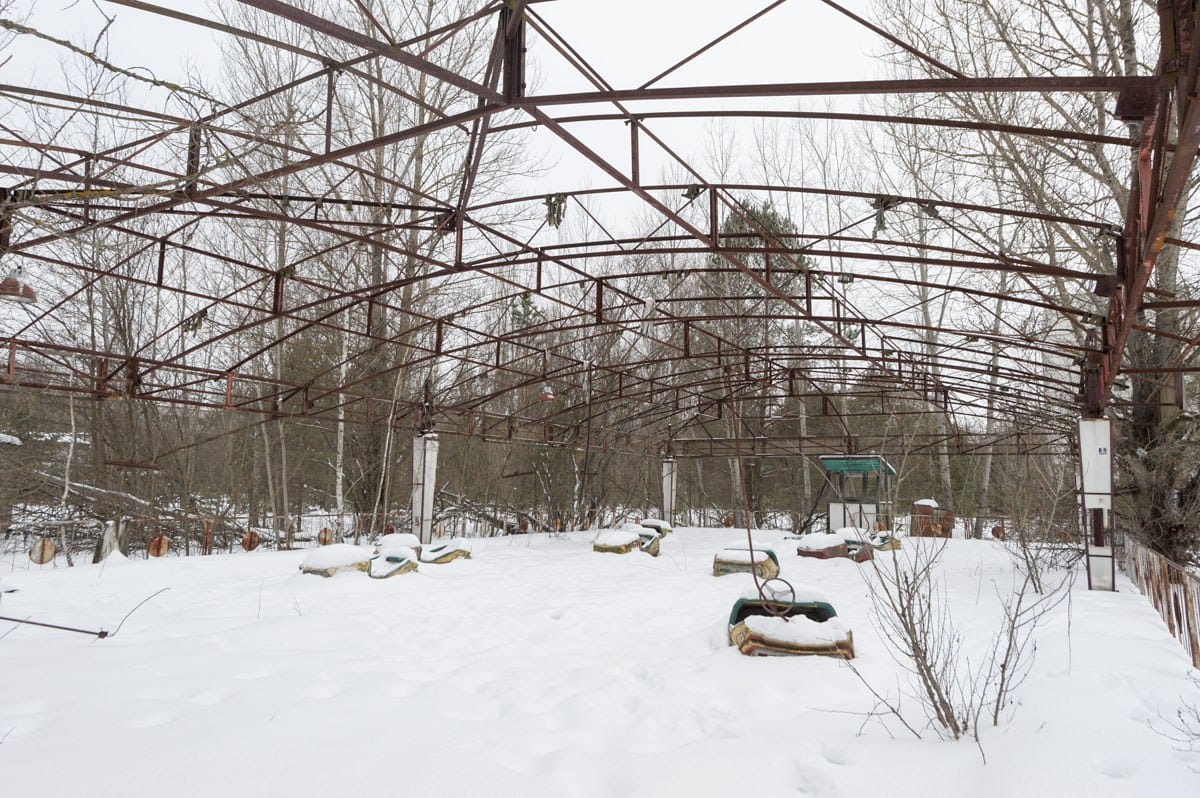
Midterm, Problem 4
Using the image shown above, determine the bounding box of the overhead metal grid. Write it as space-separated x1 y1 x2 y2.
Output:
0 0 1196 463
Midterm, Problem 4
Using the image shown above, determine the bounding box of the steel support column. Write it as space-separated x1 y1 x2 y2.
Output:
1078 418 1115 591
501 1 527 102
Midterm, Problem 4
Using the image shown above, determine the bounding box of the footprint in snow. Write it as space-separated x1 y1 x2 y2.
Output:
124 710 177 729
1098 759 1137 779
793 761 843 797
821 745 852 767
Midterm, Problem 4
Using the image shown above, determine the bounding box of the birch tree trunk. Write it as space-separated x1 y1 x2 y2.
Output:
974 272 1009 539
60 396 76 566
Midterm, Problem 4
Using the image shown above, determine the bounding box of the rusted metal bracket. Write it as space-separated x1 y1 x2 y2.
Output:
501 1 527 103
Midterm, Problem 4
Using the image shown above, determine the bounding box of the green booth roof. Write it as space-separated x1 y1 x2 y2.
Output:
818 455 896 476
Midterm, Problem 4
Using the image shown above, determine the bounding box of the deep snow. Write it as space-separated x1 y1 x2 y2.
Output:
1 529 1198 797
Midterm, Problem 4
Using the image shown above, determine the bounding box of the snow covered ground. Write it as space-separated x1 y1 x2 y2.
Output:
1 529 1198 797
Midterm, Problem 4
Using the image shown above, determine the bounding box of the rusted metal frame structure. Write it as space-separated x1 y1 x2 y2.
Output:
7 156 592 403
438 234 1092 437
457 221 1120 379
522 8 972 430
503 263 1102 371
460 231 1109 354
1056 2 1200 588
4 273 1084 448
489 108 1142 150
470 122 1132 436
0 1 1196 473
206 1 883 441
522 77 1157 106
433 308 1079 431
455 233 875 447
7 180 530 398
2 60 609 408
4 241 757 448
467 298 1087 408
393 1 1161 460
489 24 1180 451
1 335 673 455
2 182 564 420
4 271 669 441
1088 4 1200 413
460 297 1086 418
2 315 1074 460
468 221 1111 280
672 428 1073 460
0 234 1128 448
0 79 467 199
1 69 1142 262
433 212 876 439
3 93 503 256
0 77 474 225
2 202 777 441
0 97 1132 256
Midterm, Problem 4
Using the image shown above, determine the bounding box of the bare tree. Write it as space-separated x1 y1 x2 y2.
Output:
874 0 1200 562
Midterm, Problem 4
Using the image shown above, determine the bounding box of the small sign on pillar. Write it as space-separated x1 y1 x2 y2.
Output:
1078 418 1115 591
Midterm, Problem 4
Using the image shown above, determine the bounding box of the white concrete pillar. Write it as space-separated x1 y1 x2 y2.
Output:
1078 418 1114 590
411 433 439 545
95 519 119 563
661 457 677 525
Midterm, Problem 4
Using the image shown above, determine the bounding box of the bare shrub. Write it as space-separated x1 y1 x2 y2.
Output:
863 539 973 739
982 567 1073 726
854 537 1072 747
1156 674 1200 770
1005 518 1081 595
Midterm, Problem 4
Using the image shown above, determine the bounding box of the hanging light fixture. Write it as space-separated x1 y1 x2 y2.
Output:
0 264 36 303
544 194 566 228
538 350 554 402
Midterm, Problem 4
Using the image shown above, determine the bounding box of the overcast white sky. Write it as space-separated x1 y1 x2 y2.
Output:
4 0 901 309
10 1 882 176
14 1 880 90
6 1 889 240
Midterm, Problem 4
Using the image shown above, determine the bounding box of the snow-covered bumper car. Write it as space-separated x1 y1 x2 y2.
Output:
593 527 661 557
712 547 780 578
300 544 375 578
797 528 873 562
727 585 854 659
373 533 470 566
871 532 902 552
639 518 673 536
419 540 472 564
